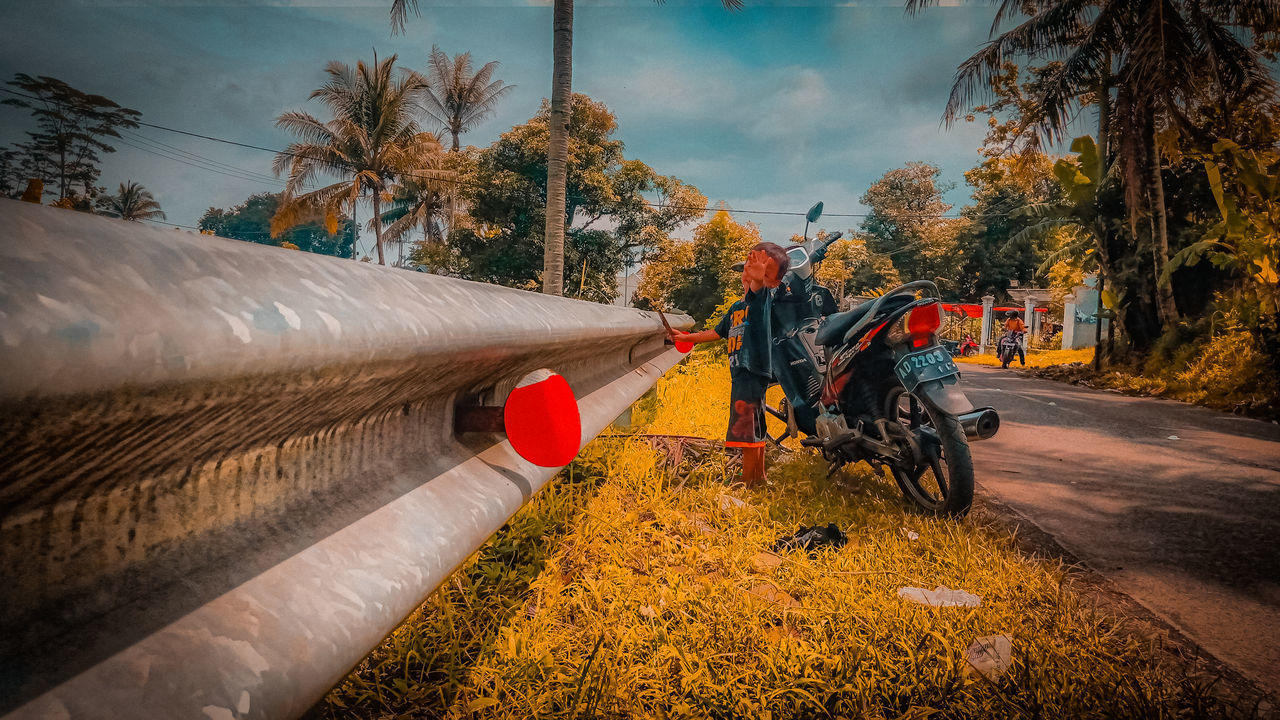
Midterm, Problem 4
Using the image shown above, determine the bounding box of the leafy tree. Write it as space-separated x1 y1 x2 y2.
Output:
421 46 513 152
0 148 23 199
391 0 741 297
860 162 969 293
94 181 164 221
945 66 1065 301
199 192 355 258
272 54 431 265
1165 140 1280 318
953 148 1062 301
809 233 901 304
450 93 703 300
910 0 1280 329
2 74 141 201
1012 138 1109 283
635 209 760 324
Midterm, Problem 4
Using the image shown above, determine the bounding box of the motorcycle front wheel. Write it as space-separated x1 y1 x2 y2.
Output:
881 386 974 517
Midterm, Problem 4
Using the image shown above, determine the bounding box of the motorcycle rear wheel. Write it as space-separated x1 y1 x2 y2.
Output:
881 387 974 517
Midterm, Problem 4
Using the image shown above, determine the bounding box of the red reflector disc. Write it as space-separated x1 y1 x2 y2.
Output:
503 370 582 467
674 340 694 353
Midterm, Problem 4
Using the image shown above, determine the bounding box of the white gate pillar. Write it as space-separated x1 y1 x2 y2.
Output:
1023 298 1035 351
978 294 995 354
1062 302 1076 350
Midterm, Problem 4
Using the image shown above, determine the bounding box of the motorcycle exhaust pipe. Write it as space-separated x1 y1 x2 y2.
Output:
959 407 1000 441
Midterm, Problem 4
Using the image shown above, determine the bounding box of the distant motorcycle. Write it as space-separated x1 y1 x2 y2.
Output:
954 334 979 358
998 331 1025 368
760 202 1000 516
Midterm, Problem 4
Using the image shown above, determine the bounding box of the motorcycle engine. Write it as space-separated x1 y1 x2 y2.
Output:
815 411 851 444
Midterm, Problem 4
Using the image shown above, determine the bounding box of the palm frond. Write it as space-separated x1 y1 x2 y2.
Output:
275 111 335 146
942 0 1094 127
389 0 419 34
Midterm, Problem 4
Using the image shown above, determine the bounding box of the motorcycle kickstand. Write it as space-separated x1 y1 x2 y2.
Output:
826 459 843 479
766 430 793 453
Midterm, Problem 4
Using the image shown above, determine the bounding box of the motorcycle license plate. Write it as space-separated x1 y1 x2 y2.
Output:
894 346 958 391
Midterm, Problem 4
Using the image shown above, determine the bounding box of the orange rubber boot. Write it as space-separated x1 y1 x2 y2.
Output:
741 446 767 487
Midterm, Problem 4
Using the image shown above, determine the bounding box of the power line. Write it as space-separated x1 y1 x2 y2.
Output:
119 129 298 187
113 135 291 189
142 217 201 230
0 85 1022 224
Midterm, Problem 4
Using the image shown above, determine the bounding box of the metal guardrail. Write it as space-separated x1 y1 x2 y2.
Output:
0 199 689 719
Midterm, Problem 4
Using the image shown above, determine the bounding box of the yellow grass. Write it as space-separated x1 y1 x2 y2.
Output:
956 348 1094 368
321 347 1254 719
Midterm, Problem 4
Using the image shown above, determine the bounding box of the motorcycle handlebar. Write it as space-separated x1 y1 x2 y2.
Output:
810 231 843 264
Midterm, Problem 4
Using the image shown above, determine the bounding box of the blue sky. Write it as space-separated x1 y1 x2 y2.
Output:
0 0 1079 255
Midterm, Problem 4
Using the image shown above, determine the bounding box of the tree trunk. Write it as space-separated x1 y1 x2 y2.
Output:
351 202 359 261
58 144 68 200
1096 60 1111 172
372 191 386 266
1093 272 1105 372
542 0 572 296
1148 137 1178 326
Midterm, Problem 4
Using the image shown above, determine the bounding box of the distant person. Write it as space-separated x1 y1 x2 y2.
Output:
1001 310 1026 367
669 243 791 487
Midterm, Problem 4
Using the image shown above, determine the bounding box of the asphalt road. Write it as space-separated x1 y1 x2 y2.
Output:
960 364 1280 692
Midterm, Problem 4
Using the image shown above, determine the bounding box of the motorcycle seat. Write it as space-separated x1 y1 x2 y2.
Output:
816 295 912 346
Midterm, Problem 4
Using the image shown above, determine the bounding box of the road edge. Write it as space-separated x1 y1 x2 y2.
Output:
972 487 1278 719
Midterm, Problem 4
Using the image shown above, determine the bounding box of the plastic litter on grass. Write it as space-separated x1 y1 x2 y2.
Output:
897 585 983 608
964 634 1014 680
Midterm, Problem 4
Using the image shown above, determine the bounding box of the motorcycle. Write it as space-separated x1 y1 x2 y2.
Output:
760 202 1000 516
944 334 979 358
997 330 1025 368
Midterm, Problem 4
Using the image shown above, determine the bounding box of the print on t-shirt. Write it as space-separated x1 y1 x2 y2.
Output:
714 299 748 373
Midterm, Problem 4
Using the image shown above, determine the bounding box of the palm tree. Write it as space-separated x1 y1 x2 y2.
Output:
376 132 454 266
390 0 741 296
95 181 165 221
1009 136 1113 367
272 54 429 266
541 0 574 296
419 46 510 234
910 0 1279 327
421 46 513 152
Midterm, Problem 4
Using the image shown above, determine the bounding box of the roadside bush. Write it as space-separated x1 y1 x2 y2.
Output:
1177 326 1279 410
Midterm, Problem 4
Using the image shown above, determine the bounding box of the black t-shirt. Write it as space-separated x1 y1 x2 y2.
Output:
714 298 770 378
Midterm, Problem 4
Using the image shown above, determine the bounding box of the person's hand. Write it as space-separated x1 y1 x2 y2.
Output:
742 250 768 284
670 330 692 343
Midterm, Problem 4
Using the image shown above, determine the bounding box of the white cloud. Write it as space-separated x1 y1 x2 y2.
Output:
743 68 833 141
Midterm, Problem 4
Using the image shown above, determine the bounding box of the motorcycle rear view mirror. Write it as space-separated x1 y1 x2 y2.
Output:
806 202 824 223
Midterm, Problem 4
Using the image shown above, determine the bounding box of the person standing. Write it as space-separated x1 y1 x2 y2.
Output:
669 243 790 486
